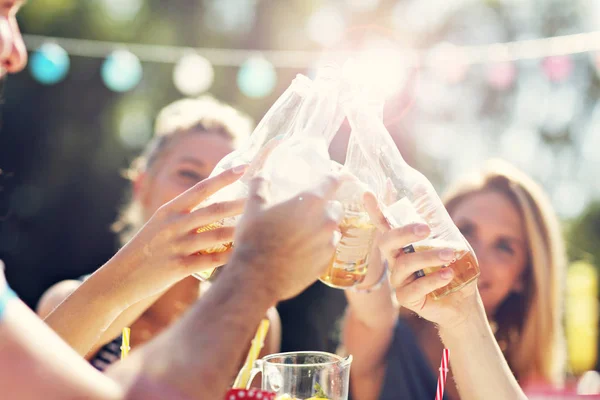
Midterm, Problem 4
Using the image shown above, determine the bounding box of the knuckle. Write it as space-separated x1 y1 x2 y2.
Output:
209 201 226 215
394 256 408 272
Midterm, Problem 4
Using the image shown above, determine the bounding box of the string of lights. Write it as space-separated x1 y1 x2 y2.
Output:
22 29 600 97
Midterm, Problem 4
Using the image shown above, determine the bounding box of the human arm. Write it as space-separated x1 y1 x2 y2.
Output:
106 175 343 399
342 240 398 400
42 166 247 356
438 292 528 400
0 266 124 400
363 192 528 400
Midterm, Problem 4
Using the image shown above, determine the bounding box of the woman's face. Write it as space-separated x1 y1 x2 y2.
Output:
450 190 529 316
136 132 235 220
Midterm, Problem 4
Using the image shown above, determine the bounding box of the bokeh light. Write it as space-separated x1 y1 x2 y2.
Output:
118 108 153 149
101 50 143 92
542 85 580 135
486 62 516 90
553 180 589 218
347 0 380 13
29 43 70 85
542 55 574 82
203 0 256 35
98 0 142 22
512 73 551 127
340 35 416 99
392 0 457 34
306 5 345 47
237 57 277 98
499 126 540 170
173 53 214 96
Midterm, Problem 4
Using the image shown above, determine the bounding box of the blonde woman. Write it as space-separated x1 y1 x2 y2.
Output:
344 159 565 400
38 96 281 370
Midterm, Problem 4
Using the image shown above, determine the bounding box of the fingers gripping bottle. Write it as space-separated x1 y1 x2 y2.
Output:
343 94 480 299
262 65 383 290
192 74 313 280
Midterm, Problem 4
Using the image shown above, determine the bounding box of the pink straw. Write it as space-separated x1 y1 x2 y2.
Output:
436 348 450 400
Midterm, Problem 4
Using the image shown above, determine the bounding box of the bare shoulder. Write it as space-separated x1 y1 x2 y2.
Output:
36 279 82 318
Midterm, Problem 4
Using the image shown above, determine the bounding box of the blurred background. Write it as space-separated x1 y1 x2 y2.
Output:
0 0 599 376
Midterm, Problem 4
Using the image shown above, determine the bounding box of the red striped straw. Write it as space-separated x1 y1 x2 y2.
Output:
436 348 450 400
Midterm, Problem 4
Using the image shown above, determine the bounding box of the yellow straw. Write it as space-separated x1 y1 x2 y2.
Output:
120 327 131 360
233 319 270 389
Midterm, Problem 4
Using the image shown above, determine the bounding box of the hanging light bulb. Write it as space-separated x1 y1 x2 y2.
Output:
29 43 70 85
99 0 143 22
101 50 143 92
237 57 277 98
173 53 214 96
542 55 573 83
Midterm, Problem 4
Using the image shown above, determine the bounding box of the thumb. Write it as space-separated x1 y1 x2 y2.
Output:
363 191 392 232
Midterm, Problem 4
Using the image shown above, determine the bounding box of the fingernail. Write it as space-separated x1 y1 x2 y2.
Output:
440 268 453 279
413 224 430 237
439 249 455 261
232 164 248 174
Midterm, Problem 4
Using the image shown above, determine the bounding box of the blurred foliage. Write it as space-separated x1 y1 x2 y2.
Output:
566 201 600 266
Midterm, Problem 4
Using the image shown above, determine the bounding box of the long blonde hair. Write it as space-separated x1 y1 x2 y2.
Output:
443 159 566 386
113 95 253 244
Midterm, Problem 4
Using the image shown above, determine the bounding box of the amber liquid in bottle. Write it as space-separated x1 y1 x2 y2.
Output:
404 242 480 299
193 221 233 281
320 209 377 289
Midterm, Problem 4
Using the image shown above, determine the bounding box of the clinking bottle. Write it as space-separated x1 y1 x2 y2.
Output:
262 64 386 291
191 74 313 280
343 93 480 299
318 90 382 289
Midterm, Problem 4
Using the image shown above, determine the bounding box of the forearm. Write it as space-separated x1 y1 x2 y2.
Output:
1 294 124 400
344 279 397 400
344 262 398 370
438 293 527 400
44 261 131 356
85 293 164 359
107 256 277 399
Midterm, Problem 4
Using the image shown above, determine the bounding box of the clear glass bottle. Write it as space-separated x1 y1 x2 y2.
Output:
343 93 480 299
319 90 382 289
192 74 313 280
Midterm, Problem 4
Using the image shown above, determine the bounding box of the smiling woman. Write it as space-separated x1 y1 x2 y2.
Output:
441 159 567 388
37 95 281 374
343 158 567 400
113 96 253 245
